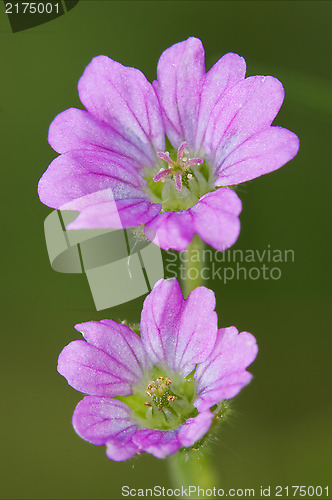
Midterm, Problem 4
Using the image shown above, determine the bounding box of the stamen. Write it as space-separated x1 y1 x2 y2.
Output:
167 395 177 401
175 171 182 192
153 168 173 183
156 151 174 166
177 141 188 161
185 158 204 168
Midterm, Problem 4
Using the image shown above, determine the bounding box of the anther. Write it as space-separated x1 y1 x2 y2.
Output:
144 402 151 407
167 395 177 402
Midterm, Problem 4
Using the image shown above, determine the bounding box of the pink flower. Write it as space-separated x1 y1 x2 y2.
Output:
38 37 299 251
57 278 258 461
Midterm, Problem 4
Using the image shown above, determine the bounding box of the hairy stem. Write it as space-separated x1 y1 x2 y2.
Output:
167 449 220 499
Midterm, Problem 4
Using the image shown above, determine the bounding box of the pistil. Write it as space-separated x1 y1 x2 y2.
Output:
154 142 204 192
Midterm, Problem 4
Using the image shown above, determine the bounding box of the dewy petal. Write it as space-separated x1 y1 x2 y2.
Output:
153 37 205 149
145 188 242 252
194 52 246 153
66 198 161 230
204 75 285 168
190 189 242 251
194 327 258 412
214 126 300 185
132 428 180 459
72 396 138 448
144 210 195 252
177 410 214 447
78 55 165 162
106 436 139 462
58 321 148 397
48 108 157 167
140 278 217 376
75 320 151 376
37 150 146 211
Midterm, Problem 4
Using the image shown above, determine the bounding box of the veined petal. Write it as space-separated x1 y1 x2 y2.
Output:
140 278 217 376
58 321 149 396
194 327 258 412
177 410 214 447
75 320 151 376
144 210 195 251
194 52 246 153
66 198 161 230
214 126 300 185
72 396 138 447
132 428 180 459
48 108 157 167
37 150 146 211
190 189 242 251
204 75 285 168
153 37 205 149
106 436 139 462
78 55 165 162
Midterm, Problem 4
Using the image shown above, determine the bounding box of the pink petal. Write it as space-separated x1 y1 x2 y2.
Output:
153 37 205 149
133 428 180 459
106 438 139 462
66 198 161 230
58 321 148 397
195 327 258 412
177 411 214 447
78 55 165 161
214 126 300 185
75 320 151 376
144 210 195 251
48 108 157 167
145 188 242 252
72 396 137 447
38 150 145 211
140 278 217 376
194 52 246 153
190 189 242 251
204 75 285 167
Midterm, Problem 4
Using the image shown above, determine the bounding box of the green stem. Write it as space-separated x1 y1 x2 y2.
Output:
181 234 206 298
169 235 219 498
167 449 220 499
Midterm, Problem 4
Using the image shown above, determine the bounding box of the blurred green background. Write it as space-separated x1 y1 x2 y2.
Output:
1 1 331 499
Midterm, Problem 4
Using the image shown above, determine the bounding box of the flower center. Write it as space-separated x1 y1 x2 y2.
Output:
144 141 216 211
144 376 177 411
154 142 204 192
116 368 198 430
